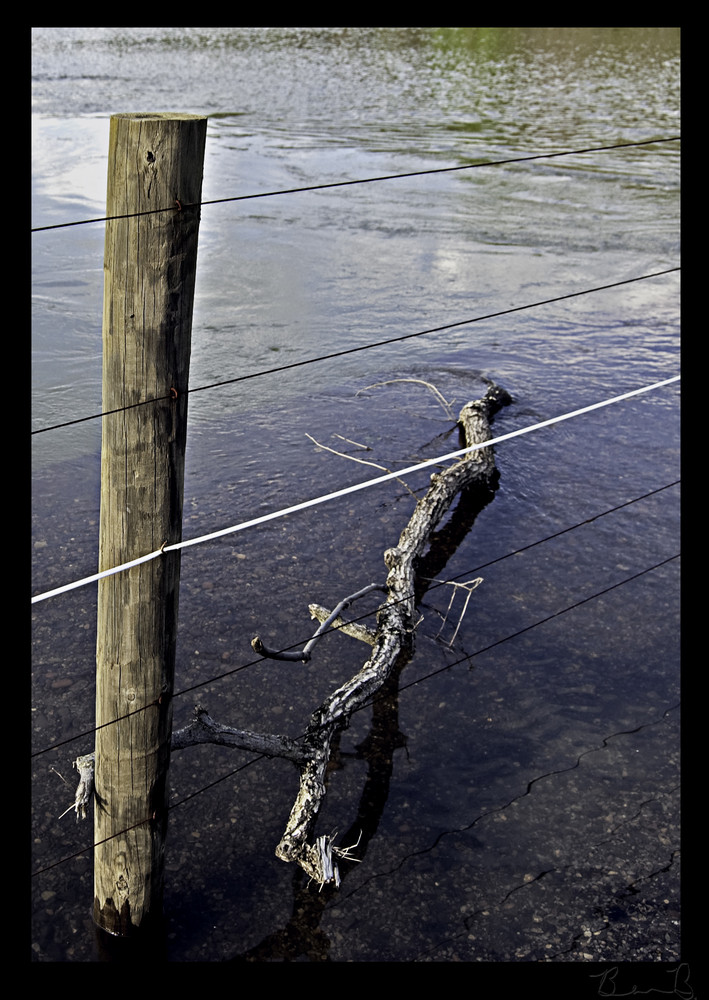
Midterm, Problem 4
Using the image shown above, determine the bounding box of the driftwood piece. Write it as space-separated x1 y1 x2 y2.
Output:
66 382 511 888
275 382 511 884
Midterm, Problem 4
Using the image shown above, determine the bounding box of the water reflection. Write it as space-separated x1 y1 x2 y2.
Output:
31 27 680 963
226 443 503 962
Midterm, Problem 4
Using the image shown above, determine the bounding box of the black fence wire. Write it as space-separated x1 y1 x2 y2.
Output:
32 547 680 879
30 136 680 233
31 133 680 882
31 478 680 762
30 136 680 436
31 268 680 437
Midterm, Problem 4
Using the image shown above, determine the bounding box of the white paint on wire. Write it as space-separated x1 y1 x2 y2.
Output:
31 375 680 604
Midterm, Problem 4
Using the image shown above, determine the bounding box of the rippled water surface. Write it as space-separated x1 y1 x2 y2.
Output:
31 27 680 965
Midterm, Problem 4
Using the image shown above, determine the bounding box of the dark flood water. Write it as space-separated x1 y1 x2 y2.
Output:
31 28 681 965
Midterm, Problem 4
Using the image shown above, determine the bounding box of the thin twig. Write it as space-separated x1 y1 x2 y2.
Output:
252 583 386 662
428 577 484 646
356 378 455 420
306 433 418 499
333 434 372 451
309 603 377 645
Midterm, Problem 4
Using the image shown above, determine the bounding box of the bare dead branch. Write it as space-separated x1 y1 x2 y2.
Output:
252 583 386 662
274 383 511 883
171 705 310 765
356 378 456 420
308 603 377 645
306 432 419 499
58 753 95 821
66 382 511 889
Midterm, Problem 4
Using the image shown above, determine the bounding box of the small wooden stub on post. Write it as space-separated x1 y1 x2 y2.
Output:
93 113 207 936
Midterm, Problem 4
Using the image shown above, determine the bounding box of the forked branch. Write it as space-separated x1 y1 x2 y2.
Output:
274 382 511 884
66 382 511 889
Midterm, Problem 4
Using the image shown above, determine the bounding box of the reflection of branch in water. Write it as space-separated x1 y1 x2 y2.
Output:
67 383 511 901
226 389 511 958
275 386 511 884
227 659 408 962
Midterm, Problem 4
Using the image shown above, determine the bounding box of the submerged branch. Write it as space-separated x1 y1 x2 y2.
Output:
252 583 386 662
275 382 512 884
171 705 310 765
64 382 511 889
356 378 456 420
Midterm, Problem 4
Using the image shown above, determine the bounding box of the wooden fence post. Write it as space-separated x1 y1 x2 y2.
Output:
94 113 207 936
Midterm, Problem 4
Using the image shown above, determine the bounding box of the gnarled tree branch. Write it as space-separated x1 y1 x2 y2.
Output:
171 705 311 765
66 382 511 889
275 382 511 883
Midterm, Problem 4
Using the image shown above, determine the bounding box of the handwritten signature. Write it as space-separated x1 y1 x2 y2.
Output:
590 964 693 998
